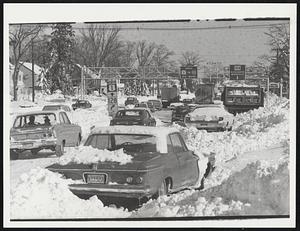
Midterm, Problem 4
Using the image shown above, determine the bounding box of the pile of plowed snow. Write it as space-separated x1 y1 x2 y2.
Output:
10 168 131 219
132 158 289 217
202 159 289 215
177 93 289 164
57 146 132 165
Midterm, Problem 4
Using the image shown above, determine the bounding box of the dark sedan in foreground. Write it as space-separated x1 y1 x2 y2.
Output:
47 126 208 209
110 109 156 126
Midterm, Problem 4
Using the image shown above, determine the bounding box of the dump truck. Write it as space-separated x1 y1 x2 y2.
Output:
194 84 215 104
221 85 264 114
161 86 180 108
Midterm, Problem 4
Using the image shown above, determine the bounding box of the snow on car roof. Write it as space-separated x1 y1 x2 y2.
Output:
90 125 179 153
15 110 64 116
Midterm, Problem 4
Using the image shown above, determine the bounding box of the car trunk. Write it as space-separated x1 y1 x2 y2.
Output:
11 126 53 141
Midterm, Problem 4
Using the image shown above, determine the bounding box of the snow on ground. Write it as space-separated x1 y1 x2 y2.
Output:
57 146 132 165
10 168 130 219
9 92 290 218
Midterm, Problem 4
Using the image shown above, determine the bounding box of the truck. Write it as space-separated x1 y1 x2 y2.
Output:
221 85 264 114
161 86 180 108
194 84 215 104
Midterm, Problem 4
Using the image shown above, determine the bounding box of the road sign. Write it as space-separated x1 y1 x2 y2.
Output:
107 80 118 116
229 65 246 80
180 66 198 79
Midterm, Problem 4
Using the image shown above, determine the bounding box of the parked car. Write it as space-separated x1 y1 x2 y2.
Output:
46 126 211 208
42 104 72 113
171 104 191 123
184 105 234 132
182 98 194 104
168 102 184 110
110 109 156 126
148 99 163 111
72 100 92 110
10 110 82 160
125 97 139 106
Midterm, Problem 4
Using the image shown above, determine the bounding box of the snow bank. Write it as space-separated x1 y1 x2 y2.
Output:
57 146 132 165
203 160 289 215
132 190 249 217
10 168 130 219
177 93 289 164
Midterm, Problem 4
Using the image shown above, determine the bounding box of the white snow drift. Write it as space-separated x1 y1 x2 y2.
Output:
57 146 132 165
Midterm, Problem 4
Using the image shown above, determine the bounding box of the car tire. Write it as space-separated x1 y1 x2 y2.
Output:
158 179 171 197
55 142 65 157
10 150 19 160
31 148 39 155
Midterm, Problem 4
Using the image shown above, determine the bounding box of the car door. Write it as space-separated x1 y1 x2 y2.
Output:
163 135 182 189
169 133 199 188
56 112 78 147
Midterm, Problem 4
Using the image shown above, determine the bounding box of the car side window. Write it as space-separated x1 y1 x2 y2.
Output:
169 133 185 153
62 112 71 124
167 135 174 153
178 133 188 151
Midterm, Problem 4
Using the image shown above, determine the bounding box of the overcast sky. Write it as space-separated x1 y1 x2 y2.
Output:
74 19 288 67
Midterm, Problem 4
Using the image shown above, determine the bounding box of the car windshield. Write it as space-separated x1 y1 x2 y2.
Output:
13 113 56 128
42 105 61 111
85 134 157 153
116 110 143 117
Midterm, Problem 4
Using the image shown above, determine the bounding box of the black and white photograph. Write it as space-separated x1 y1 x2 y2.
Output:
3 3 296 228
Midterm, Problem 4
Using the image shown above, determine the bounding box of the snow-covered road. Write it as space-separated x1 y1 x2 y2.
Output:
8 92 290 219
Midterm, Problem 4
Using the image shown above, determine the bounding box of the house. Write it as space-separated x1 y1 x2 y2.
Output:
9 63 24 97
18 62 45 95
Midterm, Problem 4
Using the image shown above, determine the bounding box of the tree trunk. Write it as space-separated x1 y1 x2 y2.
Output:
12 69 18 101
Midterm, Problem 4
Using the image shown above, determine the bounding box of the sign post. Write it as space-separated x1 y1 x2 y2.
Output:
107 80 118 117
229 65 246 80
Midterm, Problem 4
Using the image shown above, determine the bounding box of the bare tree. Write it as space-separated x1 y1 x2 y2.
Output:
9 24 43 100
179 51 203 66
265 24 290 79
151 44 175 68
75 24 121 67
136 40 156 67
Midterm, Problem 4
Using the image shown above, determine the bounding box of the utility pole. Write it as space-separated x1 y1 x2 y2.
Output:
31 39 35 102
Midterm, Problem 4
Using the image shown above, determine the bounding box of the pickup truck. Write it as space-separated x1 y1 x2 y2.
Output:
10 110 82 160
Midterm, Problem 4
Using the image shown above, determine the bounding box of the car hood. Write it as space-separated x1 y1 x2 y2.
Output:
47 152 162 171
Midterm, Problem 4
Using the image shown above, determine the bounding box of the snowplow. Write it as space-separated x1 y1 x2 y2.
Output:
221 85 264 114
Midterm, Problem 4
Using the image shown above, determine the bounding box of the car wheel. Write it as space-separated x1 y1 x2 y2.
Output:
10 150 19 160
31 148 39 155
158 179 171 197
55 141 65 157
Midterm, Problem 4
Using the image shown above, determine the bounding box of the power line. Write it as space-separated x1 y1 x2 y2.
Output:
12 22 289 31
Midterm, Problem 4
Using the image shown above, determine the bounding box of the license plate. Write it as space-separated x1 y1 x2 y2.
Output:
86 174 106 184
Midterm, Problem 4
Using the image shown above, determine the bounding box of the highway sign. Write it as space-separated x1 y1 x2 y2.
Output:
107 80 118 116
230 65 246 80
180 66 198 79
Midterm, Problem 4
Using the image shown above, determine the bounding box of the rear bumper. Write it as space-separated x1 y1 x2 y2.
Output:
69 183 154 199
10 138 57 150
186 122 226 131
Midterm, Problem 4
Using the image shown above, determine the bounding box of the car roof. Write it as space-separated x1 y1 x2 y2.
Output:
15 110 64 116
91 125 179 136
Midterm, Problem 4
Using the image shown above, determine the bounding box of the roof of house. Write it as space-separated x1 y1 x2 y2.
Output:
21 62 45 76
